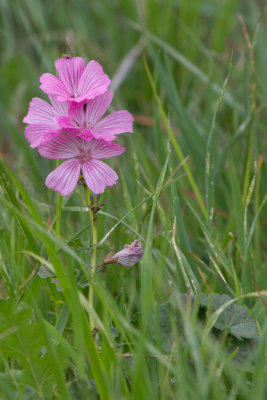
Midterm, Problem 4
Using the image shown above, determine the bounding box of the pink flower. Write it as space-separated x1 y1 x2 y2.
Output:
23 95 69 148
38 134 125 196
40 56 111 104
57 90 134 142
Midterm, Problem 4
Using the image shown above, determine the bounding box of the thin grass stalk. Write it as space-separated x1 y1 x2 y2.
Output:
253 155 263 267
238 13 257 202
143 56 208 220
205 63 231 231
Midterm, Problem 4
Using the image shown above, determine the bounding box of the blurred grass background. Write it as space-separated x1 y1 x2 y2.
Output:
0 0 267 399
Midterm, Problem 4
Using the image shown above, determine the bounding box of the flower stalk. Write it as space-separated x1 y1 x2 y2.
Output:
23 54 134 333
55 160 62 236
84 185 98 331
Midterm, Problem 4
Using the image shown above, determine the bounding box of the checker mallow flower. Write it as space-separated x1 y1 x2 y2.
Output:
24 55 133 196
58 90 134 142
40 56 111 104
38 134 125 196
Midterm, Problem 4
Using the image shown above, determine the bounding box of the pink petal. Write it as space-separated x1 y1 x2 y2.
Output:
89 139 125 159
82 159 118 194
92 110 134 141
38 134 86 159
68 102 86 127
76 128 94 141
48 94 70 116
55 57 85 97
55 117 93 140
39 131 61 145
56 116 78 130
85 90 113 126
46 159 81 196
91 132 116 142
77 60 111 102
23 97 57 125
40 73 66 98
25 124 58 148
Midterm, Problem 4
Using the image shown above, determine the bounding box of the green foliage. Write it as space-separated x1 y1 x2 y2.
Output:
0 0 267 399
0 300 67 398
160 293 259 363
198 293 259 340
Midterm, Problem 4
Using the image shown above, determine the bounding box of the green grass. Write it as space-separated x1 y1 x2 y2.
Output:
0 0 267 398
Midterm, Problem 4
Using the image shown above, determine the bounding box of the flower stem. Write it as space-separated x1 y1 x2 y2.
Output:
55 160 62 237
84 186 98 331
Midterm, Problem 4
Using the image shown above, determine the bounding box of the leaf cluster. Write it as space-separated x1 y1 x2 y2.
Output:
160 293 260 365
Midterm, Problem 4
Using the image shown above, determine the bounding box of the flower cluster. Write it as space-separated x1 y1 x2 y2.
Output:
24 56 134 196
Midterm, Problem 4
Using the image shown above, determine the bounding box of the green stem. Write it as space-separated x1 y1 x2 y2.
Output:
56 193 62 236
55 160 62 237
84 186 98 331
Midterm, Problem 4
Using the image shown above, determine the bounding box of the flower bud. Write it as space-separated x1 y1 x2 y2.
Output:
105 240 143 267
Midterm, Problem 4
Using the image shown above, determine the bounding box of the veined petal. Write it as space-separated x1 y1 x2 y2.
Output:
39 131 61 145
77 60 111 101
91 132 116 142
40 73 66 97
46 159 81 196
85 90 113 126
38 134 86 159
92 110 134 140
89 139 125 159
68 102 86 126
23 97 56 125
82 159 118 194
55 57 85 97
77 128 94 141
25 124 59 148
48 94 70 116
56 116 78 130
